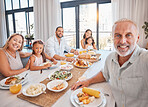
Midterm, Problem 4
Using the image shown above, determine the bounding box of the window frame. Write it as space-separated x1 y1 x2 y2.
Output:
4 0 33 38
60 0 111 49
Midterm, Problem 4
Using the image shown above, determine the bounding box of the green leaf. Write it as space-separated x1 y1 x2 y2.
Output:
142 25 145 29
145 35 148 39
142 21 148 39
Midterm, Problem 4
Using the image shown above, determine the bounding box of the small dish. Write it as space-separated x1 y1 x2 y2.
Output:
39 62 59 69
60 65 73 71
22 83 46 97
47 80 68 92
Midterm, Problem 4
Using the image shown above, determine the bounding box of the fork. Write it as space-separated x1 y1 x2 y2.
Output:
40 69 43 74
104 93 109 96
21 73 28 79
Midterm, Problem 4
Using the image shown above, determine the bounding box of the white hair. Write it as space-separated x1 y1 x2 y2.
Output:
112 18 139 37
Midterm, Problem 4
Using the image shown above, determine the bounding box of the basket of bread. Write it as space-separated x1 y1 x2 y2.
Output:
78 52 101 63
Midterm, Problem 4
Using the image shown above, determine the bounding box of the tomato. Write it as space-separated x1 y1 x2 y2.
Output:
84 93 89 96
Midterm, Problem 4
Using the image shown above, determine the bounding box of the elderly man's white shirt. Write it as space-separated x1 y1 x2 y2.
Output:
45 36 72 57
102 45 148 107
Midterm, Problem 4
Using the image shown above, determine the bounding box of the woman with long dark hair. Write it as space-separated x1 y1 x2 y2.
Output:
81 29 92 49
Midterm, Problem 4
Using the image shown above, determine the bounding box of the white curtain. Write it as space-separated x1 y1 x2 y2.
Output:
34 0 62 42
0 0 7 47
112 0 148 48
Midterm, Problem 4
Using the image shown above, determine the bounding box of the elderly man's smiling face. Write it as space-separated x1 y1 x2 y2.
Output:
113 21 139 57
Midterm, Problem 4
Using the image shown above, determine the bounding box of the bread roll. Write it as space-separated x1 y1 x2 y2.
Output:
65 53 74 57
82 87 100 98
88 51 96 55
78 54 91 59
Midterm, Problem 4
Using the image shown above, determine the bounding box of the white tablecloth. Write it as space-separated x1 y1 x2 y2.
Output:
0 50 115 107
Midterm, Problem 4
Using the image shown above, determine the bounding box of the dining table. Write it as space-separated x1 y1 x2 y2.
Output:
0 50 115 107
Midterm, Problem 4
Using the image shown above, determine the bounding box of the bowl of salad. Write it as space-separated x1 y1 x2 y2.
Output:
48 71 72 81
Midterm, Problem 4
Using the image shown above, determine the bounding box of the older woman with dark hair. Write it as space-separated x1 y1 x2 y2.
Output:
0 33 31 78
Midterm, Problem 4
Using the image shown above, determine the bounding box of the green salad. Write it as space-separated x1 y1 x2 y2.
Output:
50 71 71 80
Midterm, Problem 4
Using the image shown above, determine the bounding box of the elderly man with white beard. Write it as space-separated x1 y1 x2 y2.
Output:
71 18 148 107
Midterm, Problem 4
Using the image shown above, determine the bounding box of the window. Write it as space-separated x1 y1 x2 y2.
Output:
99 3 113 50
4 0 34 38
60 0 112 50
63 7 76 48
79 3 97 48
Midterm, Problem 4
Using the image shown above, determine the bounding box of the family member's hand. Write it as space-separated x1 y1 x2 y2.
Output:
44 63 52 68
53 60 58 64
66 57 75 62
74 50 79 55
71 80 90 90
25 59 30 70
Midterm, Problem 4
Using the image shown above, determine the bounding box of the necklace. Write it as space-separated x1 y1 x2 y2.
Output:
6 49 16 57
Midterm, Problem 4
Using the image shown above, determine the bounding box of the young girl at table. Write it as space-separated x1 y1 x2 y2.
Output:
29 40 57 71
84 36 97 50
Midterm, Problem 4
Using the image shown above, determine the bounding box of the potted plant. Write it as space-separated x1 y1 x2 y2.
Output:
142 21 148 39
25 24 34 48
25 24 34 39
142 21 148 49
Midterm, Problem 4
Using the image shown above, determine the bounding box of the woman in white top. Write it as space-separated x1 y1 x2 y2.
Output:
0 33 31 78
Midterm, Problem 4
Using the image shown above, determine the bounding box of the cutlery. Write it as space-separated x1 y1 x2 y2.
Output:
104 93 109 96
16 73 28 83
40 69 43 74
19 73 28 80
22 73 28 79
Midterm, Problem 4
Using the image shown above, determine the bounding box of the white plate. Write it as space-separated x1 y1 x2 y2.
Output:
48 71 72 81
22 83 46 97
70 88 106 107
60 65 73 71
47 80 68 92
0 73 28 87
0 79 28 90
74 61 90 69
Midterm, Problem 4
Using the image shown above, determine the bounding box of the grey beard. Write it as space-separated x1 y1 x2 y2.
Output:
57 34 63 38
